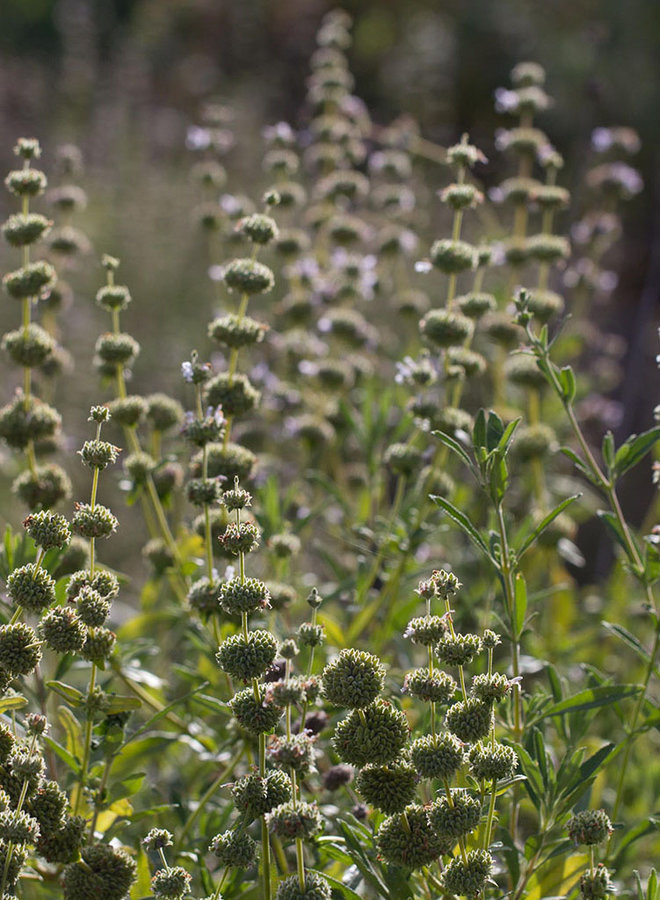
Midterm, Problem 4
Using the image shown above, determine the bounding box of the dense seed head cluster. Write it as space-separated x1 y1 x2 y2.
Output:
321 648 385 708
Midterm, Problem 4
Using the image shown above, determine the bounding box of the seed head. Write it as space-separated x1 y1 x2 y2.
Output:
567 809 613 846
230 685 283 735
323 764 354 791
232 771 292 823
145 394 183 432
12 462 72 510
206 372 260 417
5 168 47 197
322 648 385 708
3 212 52 247
421 309 473 348
62 843 137 900
0 622 42 676
267 800 323 841
403 615 448 646
579 864 613 900
219 577 269 615
275 871 331 900
445 698 494 743
384 442 423 477
79 440 120 471
95 332 140 366
67 569 119 601
267 733 316 776
216 630 277 682
7 564 55 613
76 586 111 628
376 804 451 869
442 849 493 896
107 395 147 427
355 760 418 814
468 741 518 782
23 510 71 550
410 732 466 780
404 668 456 705
0 808 40 845
142 828 173 852
332 701 408 767
3 322 55 367
430 789 481 839
80 627 117 664
3 260 56 299
40 607 87 654
36 813 85 864
209 313 268 349
71 503 118 540
223 258 275 295
436 633 482 667
151 866 192 899
27 778 67 829
209 829 257 868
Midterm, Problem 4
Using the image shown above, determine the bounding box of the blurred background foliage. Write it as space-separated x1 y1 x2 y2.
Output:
0 0 658 566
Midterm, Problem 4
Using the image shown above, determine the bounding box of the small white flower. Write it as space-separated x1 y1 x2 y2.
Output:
181 361 194 383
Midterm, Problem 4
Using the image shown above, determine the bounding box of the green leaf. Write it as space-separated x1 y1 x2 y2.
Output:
0 695 28 714
46 681 85 707
602 621 655 669
532 684 641 721
485 411 504 452
517 494 582 558
602 431 616 471
317 870 371 900
473 409 486 450
559 365 576 403
430 495 491 562
497 417 522 455
431 429 474 471
597 510 640 569
43 735 80 775
613 426 660 479
560 447 599 484
513 573 527 637
579 742 615 781
104 695 142 715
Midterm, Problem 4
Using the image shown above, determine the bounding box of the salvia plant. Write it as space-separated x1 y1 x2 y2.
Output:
0 8 658 900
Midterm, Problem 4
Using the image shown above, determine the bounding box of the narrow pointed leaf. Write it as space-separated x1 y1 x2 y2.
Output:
518 494 582 558
430 495 491 561
431 429 474 471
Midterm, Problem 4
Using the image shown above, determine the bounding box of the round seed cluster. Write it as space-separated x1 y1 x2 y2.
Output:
275 871 331 900
23 510 71 550
230 685 282 735
219 577 270 615
468 741 518 782
0 623 42 676
321 648 385 708
223 258 275 295
62 843 137 900
209 828 258 868
151 866 192 899
376 804 450 869
40 607 87 654
403 615 448 646
436 633 482 667
7 564 55 614
429 790 481 839
355 760 418 814
216 630 278 681
445 698 494 743
267 800 323 841
71 503 118 539
567 809 613 846
232 771 292 823
442 849 493 896
332 701 409 766
404 668 456 704
410 732 466 780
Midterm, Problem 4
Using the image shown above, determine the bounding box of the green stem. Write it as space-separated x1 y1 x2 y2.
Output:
75 662 97 815
482 780 498 850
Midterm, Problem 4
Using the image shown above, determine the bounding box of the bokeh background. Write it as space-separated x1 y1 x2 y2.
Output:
0 0 659 574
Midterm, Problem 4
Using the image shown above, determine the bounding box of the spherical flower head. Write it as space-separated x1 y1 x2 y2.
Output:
429 239 476 275
376 804 450 869
107 395 147 427
144 394 183 432
384 442 423 478
7 563 56 614
279 639 299 660
76 586 111 627
580 864 613 900
526 233 571 264
524 290 564 325
267 800 323 842
420 309 473 348
95 332 140 365
209 829 257 868
267 733 316 776
322 648 385 709
79 440 120 471
265 676 307 707
13 462 72 511
236 213 279 246
403 615 448 646
430 790 481 839
81 626 117 664
142 828 173 852
40 606 86 654
23 510 71 550
297 622 325 648
36 813 85 864
0 622 42 676
218 521 260 556
482 629 501 650
442 849 493 896
268 533 301 559
436 633 482 668
206 372 260 418
223 258 275 295
232 770 292 822
230 684 283 735
216 630 277 682
403 668 456 705
0 724 15 763
322 763 354 792
441 183 483 210
471 673 512 703
355 760 418 815
432 569 462 600
67 569 119 601
567 809 613 846
275 871 331 900
208 313 268 350
0 808 40 845
27 778 67 829
63 843 137 900
0 841 27 893
181 408 226 447
71 503 118 540
5 167 47 197
505 354 547 391
96 283 131 312
446 698 494 744
468 741 518 782
446 136 487 169
2 212 52 247
0 392 61 450
410 732 466 780
151 866 191 899
3 322 55 367
332 701 408 767
219 577 269 615
14 137 41 160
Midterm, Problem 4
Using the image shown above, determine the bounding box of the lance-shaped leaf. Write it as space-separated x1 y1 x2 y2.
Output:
517 494 582 558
